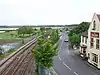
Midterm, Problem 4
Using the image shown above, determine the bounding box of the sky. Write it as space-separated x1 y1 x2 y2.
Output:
0 0 100 25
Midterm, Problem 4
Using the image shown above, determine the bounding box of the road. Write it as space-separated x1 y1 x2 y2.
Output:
53 32 100 75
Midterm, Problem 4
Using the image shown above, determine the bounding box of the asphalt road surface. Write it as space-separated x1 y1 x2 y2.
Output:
53 32 100 75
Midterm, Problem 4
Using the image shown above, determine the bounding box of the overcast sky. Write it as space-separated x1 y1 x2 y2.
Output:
0 0 100 25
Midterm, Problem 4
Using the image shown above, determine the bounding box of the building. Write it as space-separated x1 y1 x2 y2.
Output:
79 13 100 68
80 31 88 58
87 13 100 68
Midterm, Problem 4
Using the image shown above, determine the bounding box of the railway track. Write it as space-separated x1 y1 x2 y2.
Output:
0 38 36 75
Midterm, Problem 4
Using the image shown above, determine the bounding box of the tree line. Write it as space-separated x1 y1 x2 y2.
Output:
68 22 90 48
17 26 33 37
33 28 59 75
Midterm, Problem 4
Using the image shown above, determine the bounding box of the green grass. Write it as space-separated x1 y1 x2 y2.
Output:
0 31 18 39
0 31 33 39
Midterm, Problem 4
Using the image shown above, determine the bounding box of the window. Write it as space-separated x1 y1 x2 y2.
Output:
85 37 87 44
91 43 93 48
82 36 84 43
95 33 99 38
92 53 98 63
83 48 86 53
90 38 94 48
96 39 99 49
91 38 93 42
92 20 96 30
88 53 90 59
80 48 82 53
91 32 99 38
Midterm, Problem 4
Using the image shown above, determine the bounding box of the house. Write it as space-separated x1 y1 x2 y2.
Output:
87 13 100 68
79 31 88 58
79 13 100 69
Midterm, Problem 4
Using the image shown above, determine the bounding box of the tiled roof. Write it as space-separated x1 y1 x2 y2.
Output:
81 31 88 37
97 14 100 21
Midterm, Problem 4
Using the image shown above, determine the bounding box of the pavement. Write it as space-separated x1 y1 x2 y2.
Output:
53 32 100 75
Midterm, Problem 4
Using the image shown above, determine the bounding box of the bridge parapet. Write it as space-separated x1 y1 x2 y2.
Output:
0 38 36 75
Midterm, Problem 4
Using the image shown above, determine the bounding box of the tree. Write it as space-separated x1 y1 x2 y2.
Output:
17 26 33 37
25 26 33 35
40 27 45 31
34 28 37 31
33 37 57 75
17 26 26 37
32 28 59 74
69 34 80 47
68 22 90 47
50 29 59 44
34 38 57 67
68 22 90 36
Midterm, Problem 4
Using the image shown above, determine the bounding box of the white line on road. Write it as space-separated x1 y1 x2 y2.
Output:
74 72 79 75
58 55 62 61
58 50 60 54
62 62 71 70
50 67 58 75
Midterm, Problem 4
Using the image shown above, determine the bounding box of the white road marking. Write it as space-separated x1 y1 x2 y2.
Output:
58 55 62 61
74 72 79 75
62 62 71 70
50 67 58 75
58 50 60 54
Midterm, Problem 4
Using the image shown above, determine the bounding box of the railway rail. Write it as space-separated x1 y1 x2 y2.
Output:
0 38 36 75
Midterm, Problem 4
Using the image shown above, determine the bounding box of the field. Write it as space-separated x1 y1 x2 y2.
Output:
0 31 18 39
0 31 34 39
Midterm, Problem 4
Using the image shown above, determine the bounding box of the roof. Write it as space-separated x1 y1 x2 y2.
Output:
97 14 100 21
81 31 88 37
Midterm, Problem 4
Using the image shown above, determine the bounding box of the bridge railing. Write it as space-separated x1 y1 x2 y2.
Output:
0 38 36 69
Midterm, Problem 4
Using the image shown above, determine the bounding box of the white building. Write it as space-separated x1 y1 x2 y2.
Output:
87 13 100 68
80 31 88 58
79 13 100 68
